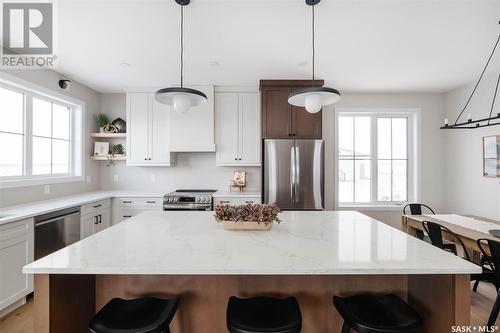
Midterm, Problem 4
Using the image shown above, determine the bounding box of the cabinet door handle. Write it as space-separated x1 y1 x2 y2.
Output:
98 214 102 224
122 200 132 204
123 215 132 218
93 204 102 208
146 201 156 204
94 215 98 225
144 158 147 160
220 200 230 204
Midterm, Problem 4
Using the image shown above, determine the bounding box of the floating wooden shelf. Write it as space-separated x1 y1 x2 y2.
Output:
90 155 126 161
89 133 126 138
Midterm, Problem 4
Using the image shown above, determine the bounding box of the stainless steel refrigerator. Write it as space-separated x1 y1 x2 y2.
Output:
263 139 324 210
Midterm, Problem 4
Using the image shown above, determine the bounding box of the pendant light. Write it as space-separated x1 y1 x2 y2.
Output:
155 0 207 113
288 0 341 114
441 21 500 129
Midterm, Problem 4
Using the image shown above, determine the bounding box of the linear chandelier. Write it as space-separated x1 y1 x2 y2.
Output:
442 24 500 129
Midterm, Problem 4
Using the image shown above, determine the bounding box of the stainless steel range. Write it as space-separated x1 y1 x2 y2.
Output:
163 189 217 211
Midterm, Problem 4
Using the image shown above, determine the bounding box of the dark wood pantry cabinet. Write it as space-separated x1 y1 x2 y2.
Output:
260 80 324 139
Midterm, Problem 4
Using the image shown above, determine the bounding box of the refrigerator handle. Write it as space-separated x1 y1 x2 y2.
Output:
290 146 295 202
295 146 300 203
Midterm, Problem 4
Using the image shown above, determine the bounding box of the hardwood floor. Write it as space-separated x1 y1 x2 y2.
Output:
0 284 498 333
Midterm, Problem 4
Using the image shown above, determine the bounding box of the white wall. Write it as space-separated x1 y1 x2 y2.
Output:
444 76 500 220
98 94 261 193
0 69 101 207
324 93 446 228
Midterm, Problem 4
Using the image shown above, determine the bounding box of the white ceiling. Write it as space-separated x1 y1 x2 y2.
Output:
52 0 500 93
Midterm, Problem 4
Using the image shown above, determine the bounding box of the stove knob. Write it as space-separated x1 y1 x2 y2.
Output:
196 198 201 203
174 197 178 202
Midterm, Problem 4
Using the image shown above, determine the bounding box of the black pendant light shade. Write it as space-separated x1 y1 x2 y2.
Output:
288 87 341 113
155 0 207 113
155 87 207 105
288 0 341 113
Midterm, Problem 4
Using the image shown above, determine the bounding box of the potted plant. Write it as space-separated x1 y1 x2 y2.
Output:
96 113 110 133
111 143 125 156
214 203 281 231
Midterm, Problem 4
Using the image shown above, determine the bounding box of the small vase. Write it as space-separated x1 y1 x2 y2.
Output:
99 127 105 133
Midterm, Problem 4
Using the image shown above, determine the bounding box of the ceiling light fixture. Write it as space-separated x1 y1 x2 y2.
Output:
155 0 207 113
441 21 500 129
288 0 341 114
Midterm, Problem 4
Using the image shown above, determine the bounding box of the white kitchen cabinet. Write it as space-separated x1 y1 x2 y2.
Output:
215 92 261 166
168 85 216 152
0 219 33 312
112 197 162 224
126 93 173 166
81 201 112 239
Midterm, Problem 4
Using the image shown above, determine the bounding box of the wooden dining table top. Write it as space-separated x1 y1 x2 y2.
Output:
403 214 500 253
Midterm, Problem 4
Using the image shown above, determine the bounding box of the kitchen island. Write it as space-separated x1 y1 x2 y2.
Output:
24 211 480 333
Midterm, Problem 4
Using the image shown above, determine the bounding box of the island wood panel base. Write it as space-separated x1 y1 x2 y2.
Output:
33 274 470 333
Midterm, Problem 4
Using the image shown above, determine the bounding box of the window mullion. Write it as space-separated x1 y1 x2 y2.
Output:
371 116 378 204
25 93 33 177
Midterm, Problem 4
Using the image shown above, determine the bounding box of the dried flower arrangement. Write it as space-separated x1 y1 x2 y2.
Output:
214 203 281 230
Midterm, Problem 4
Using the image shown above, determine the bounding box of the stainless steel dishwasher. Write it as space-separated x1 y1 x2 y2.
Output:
34 207 81 260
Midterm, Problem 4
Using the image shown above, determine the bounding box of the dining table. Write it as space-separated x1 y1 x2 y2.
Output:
402 214 500 258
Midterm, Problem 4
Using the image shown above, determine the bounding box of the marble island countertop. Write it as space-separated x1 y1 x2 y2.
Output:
23 210 480 275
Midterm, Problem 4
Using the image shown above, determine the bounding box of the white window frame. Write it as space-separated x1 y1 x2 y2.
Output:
334 108 421 210
0 73 85 188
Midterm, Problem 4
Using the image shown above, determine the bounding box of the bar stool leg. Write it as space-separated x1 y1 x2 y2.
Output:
341 321 350 333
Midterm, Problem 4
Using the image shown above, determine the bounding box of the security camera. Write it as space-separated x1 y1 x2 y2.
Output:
58 79 71 90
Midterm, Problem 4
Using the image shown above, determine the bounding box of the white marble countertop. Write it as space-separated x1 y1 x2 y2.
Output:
213 191 261 198
0 190 165 225
23 210 480 275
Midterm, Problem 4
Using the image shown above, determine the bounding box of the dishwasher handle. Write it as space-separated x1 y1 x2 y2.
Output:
35 211 81 227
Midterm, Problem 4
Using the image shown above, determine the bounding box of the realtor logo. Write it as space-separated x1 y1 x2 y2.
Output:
2 2 56 68
3 3 53 54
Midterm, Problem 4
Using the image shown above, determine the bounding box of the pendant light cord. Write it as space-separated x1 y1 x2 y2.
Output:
455 34 500 124
311 4 315 84
180 4 184 88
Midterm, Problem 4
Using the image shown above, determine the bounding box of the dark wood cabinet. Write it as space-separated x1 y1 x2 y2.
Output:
260 80 323 139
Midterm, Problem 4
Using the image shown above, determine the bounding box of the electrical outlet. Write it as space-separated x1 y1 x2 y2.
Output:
43 185 50 195
114 174 119 182
86 176 91 183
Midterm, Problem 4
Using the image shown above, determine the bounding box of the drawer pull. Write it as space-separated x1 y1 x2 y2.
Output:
123 215 132 218
146 201 156 204
245 201 254 204
220 200 230 204
93 204 102 208
122 201 132 204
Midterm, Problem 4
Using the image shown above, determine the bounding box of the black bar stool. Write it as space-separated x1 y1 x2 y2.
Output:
89 297 179 333
333 294 422 333
226 296 302 333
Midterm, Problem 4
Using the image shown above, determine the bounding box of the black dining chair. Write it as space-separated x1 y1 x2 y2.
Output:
476 238 500 327
421 220 470 260
403 204 435 240
402 204 435 216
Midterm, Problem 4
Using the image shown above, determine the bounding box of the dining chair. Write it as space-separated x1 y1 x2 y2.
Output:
476 238 500 327
402 203 435 216
403 204 435 240
421 221 471 260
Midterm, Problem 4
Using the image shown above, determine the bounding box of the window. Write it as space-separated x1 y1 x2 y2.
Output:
0 78 83 187
337 110 418 207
